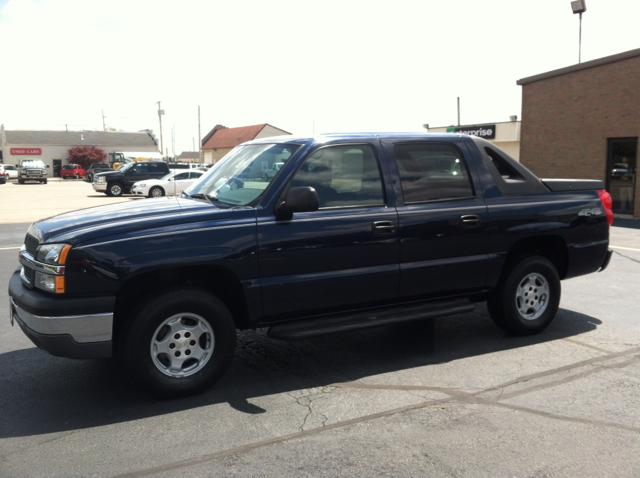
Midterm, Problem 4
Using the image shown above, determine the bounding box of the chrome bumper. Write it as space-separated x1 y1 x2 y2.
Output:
92 182 107 192
10 297 113 344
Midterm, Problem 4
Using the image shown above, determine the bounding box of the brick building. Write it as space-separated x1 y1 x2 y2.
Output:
517 48 640 218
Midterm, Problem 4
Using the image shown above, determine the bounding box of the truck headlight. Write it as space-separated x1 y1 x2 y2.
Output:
37 244 71 265
97 176 106 183
33 244 71 294
35 271 59 292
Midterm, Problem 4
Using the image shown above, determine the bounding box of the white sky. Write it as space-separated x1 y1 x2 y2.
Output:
1 0 638 155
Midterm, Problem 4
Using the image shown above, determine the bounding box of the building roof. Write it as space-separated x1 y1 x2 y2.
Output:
517 47 640 86
178 151 200 161
4 129 159 148
202 124 290 150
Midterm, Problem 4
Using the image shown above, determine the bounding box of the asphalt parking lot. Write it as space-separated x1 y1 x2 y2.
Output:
1 178 639 477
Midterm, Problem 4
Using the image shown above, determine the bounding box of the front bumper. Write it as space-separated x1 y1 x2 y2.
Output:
92 182 107 192
8 269 115 359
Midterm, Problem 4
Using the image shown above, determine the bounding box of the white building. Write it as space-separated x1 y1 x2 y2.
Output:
427 119 521 160
0 125 159 177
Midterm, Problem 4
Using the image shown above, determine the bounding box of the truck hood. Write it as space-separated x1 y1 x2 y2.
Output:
94 170 122 179
28 197 236 245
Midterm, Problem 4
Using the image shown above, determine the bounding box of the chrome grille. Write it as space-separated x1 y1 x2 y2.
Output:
25 234 39 256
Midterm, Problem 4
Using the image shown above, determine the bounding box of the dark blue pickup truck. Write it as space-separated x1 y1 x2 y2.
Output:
8 133 614 397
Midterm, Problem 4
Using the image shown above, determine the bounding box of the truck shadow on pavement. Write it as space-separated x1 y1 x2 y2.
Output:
0 305 601 438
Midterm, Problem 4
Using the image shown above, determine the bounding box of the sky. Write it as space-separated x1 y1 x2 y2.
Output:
0 0 639 156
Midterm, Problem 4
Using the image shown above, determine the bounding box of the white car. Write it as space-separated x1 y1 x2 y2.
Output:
0 164 19 180
131 170 204 198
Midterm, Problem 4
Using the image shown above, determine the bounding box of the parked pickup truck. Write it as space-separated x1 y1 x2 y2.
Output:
85 162 112 183
17 158 47 184
8 133 613 397
60 164 87 180
92 160 170 196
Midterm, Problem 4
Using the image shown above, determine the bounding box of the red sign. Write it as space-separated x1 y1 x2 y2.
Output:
10 148 42 155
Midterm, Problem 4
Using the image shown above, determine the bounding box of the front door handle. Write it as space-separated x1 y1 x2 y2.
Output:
461 215 481 227
372 221 395 234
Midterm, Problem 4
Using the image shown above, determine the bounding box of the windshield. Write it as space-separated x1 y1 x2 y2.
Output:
21 160 45 168
184 143 300 206
119 162 136 172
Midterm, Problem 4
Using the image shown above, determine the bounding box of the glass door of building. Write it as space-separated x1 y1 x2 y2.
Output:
606 138 637 215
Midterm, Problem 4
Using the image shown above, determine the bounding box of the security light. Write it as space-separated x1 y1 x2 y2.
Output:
571 0 586 14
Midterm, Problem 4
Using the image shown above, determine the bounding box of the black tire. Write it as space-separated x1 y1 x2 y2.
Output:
87 174 93 182
487 255 561 336
120 288 236 398
18 179 24 184
106 182 123 197
149 186 164 198
43 179 47 184
63 176 68 180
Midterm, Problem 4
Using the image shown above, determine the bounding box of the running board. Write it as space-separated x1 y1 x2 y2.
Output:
267 298 475 340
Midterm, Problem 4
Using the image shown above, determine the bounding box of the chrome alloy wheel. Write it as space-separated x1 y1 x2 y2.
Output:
150 313 214 378
515 272 550 320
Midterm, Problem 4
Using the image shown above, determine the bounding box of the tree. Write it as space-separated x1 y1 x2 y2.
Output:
68 146 107 169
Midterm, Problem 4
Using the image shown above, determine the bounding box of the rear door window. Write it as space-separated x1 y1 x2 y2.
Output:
393 143 474 203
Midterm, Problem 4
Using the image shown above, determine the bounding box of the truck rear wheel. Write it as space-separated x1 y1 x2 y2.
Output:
487 255 560 335
120 288 236 398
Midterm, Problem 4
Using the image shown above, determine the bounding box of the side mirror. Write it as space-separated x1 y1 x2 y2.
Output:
46 165 50 168
276 186 319 216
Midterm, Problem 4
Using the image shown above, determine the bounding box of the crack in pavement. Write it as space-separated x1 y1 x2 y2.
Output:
612 249 640 265
109 345 640 478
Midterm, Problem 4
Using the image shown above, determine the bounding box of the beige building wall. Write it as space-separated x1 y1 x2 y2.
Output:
254 124 290 140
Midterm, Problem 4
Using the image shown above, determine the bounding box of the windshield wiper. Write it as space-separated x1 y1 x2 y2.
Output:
189 193 215 205
189 193 231 208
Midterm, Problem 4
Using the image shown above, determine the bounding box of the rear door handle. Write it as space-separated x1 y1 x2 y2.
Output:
461 215 481 227
372 221 395 234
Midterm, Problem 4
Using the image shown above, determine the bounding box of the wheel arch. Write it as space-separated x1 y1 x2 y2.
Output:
503 235 569 279
112 264 251 343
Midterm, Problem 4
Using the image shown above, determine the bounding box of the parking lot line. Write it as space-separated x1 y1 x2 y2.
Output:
610 245 640 252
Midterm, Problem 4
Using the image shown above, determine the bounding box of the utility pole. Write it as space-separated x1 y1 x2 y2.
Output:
198 106 202 164
101 110 106 131
457 97 461 126
156 101 165 157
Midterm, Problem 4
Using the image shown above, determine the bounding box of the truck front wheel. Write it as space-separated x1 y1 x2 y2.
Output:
487 255 561 336
120 288 236 398
107 182 123 197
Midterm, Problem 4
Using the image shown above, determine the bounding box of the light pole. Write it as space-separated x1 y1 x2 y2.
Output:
571 0 587 63
156 101 165 157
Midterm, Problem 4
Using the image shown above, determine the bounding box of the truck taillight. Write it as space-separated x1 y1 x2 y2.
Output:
597 189 614 226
